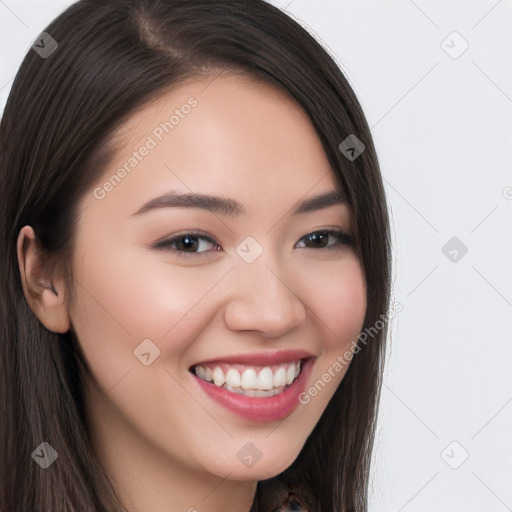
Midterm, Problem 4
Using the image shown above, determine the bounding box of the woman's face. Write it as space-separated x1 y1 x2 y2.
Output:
69 72 366 484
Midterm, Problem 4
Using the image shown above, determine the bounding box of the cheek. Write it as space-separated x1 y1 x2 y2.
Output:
67 244 232 382
67 246 231 469
290 258 366 428
71 244 221 336
305 255 367 350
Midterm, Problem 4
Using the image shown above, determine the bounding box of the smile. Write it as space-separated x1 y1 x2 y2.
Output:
192 360 302 397
189 349 315 422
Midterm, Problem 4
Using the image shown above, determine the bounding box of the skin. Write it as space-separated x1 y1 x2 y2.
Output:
17 72 367 512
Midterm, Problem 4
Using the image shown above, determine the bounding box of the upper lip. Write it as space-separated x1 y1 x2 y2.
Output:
190 349 315 368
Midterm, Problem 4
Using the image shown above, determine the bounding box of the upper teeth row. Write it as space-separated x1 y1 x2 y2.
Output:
193 361 301 390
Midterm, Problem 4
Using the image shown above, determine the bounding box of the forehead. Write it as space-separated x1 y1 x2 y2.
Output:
115 70 328 159
81 71 341 223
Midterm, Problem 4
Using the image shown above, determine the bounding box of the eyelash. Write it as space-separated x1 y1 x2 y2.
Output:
152 229 355 257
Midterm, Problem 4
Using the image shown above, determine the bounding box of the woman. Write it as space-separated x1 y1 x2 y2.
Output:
0 1 391 511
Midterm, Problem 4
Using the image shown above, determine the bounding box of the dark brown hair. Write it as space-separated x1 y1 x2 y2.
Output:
0 1 391 510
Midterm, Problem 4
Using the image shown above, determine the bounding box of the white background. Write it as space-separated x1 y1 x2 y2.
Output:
1 1 511 510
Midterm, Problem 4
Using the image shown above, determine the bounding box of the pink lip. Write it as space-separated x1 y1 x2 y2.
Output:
190 349 315 368
190 356 315 423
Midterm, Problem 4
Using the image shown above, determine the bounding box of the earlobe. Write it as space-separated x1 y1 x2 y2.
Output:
17 225 71 334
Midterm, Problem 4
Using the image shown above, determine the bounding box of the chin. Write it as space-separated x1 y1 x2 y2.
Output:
202 442 304 482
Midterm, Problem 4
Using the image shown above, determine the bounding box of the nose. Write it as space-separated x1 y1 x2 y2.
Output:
223 254 307 336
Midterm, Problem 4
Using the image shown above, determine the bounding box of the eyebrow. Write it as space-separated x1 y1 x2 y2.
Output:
131 189 346 218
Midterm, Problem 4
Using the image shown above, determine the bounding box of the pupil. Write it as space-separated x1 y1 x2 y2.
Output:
181 235 197 251
309 232 326 247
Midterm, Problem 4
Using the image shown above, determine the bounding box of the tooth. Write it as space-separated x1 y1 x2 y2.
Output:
257 367 274 390
225 368 241 387
273 367 287 388
286 364 295 385
212 366 225 387
198 360 303 390
241 368 258 390
294 361 301 379
255 388 279 397
224 384 244 395
195 365 206 379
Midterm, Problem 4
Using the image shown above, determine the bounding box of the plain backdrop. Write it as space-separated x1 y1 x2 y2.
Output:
1 1 511 510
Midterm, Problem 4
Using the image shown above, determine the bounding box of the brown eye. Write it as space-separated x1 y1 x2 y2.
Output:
153 232 221 256
296 229 354 250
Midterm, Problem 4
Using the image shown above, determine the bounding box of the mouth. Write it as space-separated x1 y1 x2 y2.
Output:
189 352 315 422
189 359 305 398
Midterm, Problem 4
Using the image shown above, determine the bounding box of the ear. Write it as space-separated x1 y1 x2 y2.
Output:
17 225 71 333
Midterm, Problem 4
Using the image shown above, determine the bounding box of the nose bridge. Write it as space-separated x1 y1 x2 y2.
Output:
224 244 306 334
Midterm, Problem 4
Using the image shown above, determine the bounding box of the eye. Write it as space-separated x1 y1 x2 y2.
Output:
152 231 220 257
295 229 354 250
152 228 354 257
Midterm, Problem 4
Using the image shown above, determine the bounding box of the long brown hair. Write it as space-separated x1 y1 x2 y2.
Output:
0 1 391 510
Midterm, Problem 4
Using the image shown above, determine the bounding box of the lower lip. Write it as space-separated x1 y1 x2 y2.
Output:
191 358 314 423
